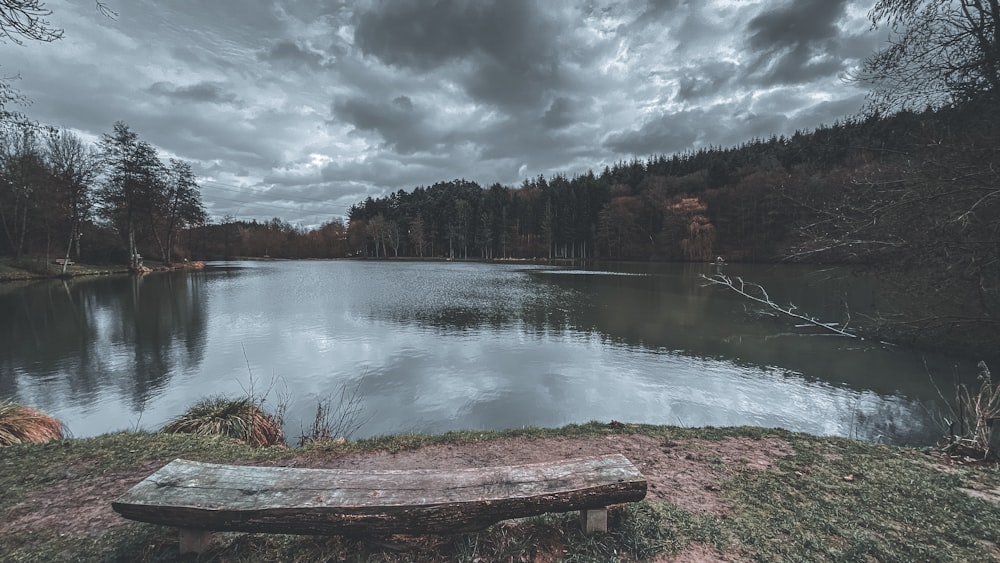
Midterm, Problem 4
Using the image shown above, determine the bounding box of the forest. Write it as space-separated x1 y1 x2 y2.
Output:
0 121 206 269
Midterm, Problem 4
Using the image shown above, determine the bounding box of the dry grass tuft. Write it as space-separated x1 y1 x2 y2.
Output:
942 361 1000 461
161 397 285 447
0 400 64 446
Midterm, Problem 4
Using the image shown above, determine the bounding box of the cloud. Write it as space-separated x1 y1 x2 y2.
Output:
744 0 853 86
6 0 878 226
674 61 739 102
147 81 242 106
353 0 563 109
258 40 329 70
747 0 849 49
331 94 439 154
541 96 581 130
603 110 705 155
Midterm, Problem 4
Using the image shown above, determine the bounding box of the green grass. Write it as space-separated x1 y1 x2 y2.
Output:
0 255 134 282
2 425 1000 562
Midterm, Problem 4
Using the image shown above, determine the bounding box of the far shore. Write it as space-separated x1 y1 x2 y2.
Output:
0 255 594 282
0 256 206 283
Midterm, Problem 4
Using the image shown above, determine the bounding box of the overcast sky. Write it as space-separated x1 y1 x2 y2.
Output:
2 0 880 227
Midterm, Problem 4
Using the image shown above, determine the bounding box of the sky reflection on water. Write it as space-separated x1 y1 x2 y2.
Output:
0 260 969 445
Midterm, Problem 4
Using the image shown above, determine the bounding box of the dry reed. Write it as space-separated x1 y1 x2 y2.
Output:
0 400 64 446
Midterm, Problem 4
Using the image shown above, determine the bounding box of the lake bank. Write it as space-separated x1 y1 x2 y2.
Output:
0 256 206 282
1 422 998 561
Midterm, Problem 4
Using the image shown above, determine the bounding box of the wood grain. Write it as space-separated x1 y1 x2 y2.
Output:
112 454 647 535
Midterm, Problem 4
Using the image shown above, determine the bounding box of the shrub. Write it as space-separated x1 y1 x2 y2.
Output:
0 400 64 446
162 397 284 447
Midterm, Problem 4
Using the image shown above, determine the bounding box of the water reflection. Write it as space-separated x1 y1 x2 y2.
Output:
0 260 970 445
0 272 208 432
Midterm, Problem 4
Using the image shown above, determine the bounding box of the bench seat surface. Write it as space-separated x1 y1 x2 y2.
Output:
112 454 647 535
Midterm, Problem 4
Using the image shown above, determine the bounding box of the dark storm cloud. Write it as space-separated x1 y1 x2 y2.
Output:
541 97 581 130
748 0 848 48
332 94 438 154
744 0 852 86
353 0 562 108
603 110 704 155
675 61 738 102
258 40 328 70
147 81 242 106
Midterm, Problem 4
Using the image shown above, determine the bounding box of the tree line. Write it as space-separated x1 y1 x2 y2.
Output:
339 102 999 356
0 121 206 268
341 110 943 263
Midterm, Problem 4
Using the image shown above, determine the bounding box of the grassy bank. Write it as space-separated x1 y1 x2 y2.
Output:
0 256 205 282
0 257 126 281
2 423 1000 562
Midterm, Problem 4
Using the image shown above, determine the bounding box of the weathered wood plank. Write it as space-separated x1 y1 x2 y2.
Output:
112 454 647 535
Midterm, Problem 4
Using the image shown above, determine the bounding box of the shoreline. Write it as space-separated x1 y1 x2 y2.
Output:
0 257 206 283
1 422 997 561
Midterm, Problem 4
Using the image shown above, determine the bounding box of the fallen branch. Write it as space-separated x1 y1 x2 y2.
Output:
701 273 858 338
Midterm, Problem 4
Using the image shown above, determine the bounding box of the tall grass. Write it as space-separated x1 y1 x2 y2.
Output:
161 396 285 447
298 377 372 446
945 361 1000 460
0 400 64 446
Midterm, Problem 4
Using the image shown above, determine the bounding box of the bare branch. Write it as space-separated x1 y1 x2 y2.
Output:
701 273 859 338
0 0 62 44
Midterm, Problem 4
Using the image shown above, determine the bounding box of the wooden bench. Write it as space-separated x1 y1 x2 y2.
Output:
54 258 74 266
112 454 647 553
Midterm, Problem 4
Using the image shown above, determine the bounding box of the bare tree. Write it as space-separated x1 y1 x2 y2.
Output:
0 123 45 258
1 2 116 124
782 112 1000 354
0 1 116 44
0 0 63 44
409 216 426 257
98 122 164 270
856 0 1000 112
45 128 100 272
366 213 386 257
153 159 206 265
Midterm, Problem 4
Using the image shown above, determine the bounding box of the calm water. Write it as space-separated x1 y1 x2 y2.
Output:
0 260 973 445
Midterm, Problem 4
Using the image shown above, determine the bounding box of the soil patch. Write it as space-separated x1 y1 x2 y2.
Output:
1 461 163 537
2 434 793 539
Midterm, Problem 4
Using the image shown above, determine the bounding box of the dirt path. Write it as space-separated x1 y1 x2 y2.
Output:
2 433 794 561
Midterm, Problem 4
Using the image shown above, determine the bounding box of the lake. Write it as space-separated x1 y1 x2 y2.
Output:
0 260 973 445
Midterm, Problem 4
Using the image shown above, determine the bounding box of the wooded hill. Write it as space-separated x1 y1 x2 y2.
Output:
339 102 993 264
333 101 998 357
191 99 999 356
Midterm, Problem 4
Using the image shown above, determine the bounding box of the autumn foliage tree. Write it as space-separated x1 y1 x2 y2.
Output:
671 197 715 262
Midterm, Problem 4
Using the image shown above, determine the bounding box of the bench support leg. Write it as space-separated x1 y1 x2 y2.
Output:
579 507 608 534
178 528 220 554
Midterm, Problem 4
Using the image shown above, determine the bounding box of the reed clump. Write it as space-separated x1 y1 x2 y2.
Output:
161 396 284 447
944 361 1000 461
0 400 64 446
